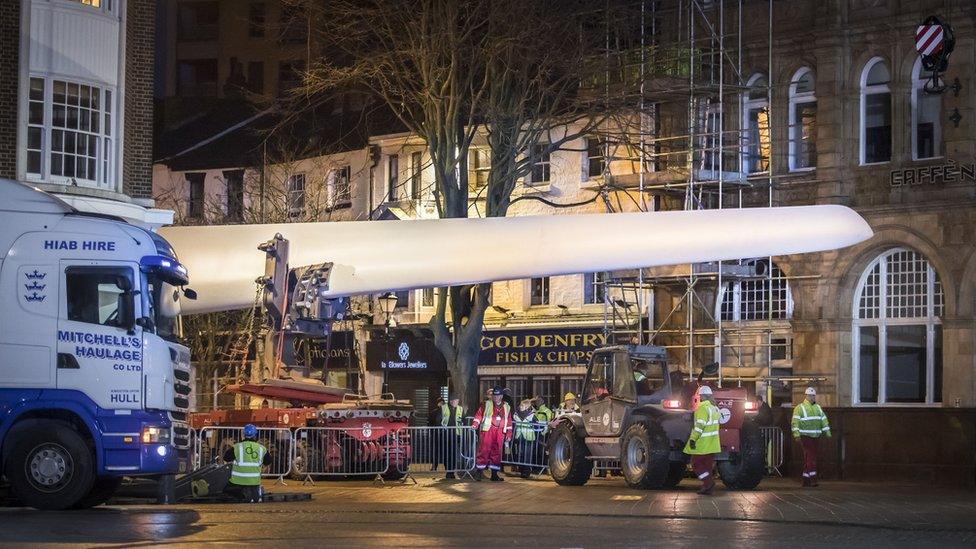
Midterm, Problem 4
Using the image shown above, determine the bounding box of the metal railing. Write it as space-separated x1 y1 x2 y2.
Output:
761 426 784 475
293 426 394 483
395 426 478 480
502 423 550 475
195 426 294 482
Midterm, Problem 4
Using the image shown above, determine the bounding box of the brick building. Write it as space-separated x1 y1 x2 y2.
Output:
1 0 169 227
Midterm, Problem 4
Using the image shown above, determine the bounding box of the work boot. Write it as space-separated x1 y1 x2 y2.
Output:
490 470 504 482
810 475 819 487
697 478 714 495
802 476 811 487
520 470 531 479
445 472 456 480
474 468 484 482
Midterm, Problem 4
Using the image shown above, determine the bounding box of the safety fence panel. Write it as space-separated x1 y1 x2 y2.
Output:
761 426 784 475
187 427 198 472
196 426 294 479
502 423 550 474
394 426 478 477
292 426 393 481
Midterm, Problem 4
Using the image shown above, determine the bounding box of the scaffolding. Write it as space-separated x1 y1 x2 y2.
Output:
597 0 801 389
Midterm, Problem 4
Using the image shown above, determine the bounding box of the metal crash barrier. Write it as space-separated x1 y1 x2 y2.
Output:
196 426 294 483
395 426 478 480
292 426 394 483
502 423 549 474
761 426 784 475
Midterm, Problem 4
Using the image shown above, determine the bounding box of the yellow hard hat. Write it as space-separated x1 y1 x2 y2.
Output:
564 392 576 401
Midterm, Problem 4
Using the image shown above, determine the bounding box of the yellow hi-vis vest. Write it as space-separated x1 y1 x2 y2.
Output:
230 440 266 486
514 415 536 441
440 403 464 433
683 400 721 455
791 399 831 439
534 405 554 434
479 400 511 432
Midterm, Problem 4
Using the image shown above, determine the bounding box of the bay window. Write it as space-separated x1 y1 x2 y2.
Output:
25 77 115 189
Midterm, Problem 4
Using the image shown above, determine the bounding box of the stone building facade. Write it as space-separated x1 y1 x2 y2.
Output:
2 0 169 227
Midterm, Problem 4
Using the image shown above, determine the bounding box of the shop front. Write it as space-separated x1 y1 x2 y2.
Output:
366 329 449 425
291 331 360 392
477 326 608 408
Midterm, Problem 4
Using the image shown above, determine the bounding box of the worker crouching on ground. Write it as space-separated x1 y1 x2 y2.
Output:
792 387 831 487
223 424 271 503
472 386 513 481
684 386 721 495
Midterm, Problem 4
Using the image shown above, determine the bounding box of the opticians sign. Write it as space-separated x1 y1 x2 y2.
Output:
479 327 607 367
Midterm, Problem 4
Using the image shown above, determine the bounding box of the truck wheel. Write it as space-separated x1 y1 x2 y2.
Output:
73 476 122 509
718 420 765 490
548 423 591 486
5 421 95 510
663 461 686 488
620 421 670 490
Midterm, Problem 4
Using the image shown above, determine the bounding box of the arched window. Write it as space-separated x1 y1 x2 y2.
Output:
742 74 770 174
912 58 942 160
860 57 891 164
788 68 817 171
718 259 793 321
853 248 944 405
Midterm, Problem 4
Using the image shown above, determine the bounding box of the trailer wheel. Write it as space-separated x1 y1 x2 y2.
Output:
663 460 687 488
5 421 95 510
548 423 591 486
620 421 670 489
73 476 122 509
718 420 765 490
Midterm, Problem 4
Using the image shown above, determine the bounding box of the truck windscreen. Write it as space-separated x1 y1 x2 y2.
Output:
146 273 183 343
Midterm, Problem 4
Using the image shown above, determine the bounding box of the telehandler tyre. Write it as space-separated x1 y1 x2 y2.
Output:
663 460 687 488
717 420 765 490
620 421 670 489
548 423 591 486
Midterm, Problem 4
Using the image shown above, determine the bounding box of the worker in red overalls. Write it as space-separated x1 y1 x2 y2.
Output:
472 386 513 481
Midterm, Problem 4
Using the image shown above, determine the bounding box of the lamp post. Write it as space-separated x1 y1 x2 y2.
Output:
377 292 399 328
376 292 399 397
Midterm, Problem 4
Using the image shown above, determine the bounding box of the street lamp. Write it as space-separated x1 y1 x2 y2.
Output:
377 292 398 327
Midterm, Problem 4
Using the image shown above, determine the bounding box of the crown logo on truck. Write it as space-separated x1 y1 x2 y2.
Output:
25 270 47 280
24 292 46 302
24 281 46 291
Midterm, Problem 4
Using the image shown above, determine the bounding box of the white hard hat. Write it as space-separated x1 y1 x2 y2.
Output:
697 386 713 396
805 387 816 396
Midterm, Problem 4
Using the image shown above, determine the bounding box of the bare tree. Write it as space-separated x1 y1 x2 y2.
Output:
294 0 649 408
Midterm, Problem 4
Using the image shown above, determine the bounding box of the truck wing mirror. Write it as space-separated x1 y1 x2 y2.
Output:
182 287 198 300
117 291 137 335
116 275 132 292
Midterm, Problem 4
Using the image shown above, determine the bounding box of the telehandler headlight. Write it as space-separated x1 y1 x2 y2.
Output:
662 399 683 410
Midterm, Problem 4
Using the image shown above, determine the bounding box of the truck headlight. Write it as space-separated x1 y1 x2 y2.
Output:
141 426 172 444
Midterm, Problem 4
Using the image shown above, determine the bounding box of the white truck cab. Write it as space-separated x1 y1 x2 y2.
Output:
0 179 192 509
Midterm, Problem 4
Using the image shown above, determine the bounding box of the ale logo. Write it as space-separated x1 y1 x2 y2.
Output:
398 342 410 361
719 407 732 424
602 412 610 426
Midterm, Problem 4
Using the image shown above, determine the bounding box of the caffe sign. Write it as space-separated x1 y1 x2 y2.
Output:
890 160 976 187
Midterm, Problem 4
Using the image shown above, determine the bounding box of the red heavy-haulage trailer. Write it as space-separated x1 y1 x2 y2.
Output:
189 379 413 480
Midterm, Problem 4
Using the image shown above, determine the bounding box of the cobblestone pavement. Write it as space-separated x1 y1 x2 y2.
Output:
2 476 975 547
